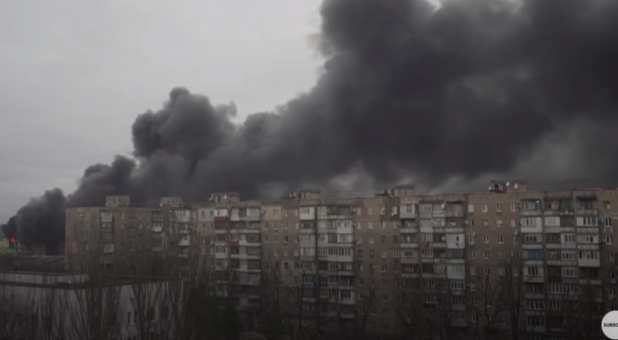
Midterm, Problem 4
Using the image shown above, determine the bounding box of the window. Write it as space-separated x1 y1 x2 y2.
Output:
496 202 503 212
526 299 545 311
497 219 503 228
562 267 577 278
468 204 475 213
421 248 433 257
402 263 417 273
526 265 540 277
422 263 434 273
577 215 598 226
547 250 560 260
577 234 597 244
527 316 544 328
563 233 576 243
481 204 488 213
578 250 599 260
421 233 433 242
527 249 544 260
449 279 464 290
561 250 576 261
467 232 475 245
523 200 541 211
498 233 504 244
545 233 560 244
247 247 260 256
579 199 594 210
403 249 417 258
524 233 542 243
544 216 560 227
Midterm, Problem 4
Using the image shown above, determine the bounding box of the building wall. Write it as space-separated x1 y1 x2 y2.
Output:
64 185 618 338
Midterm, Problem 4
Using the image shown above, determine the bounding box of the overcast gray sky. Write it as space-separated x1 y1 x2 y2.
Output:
0 0 322 222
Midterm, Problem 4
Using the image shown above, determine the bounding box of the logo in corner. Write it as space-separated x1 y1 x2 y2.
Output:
602 311 618 339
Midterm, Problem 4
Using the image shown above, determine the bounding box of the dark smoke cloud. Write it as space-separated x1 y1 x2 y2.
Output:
68 155 136 207
1 216 16 240
1 189 66 253
132 87 236 175
5 0 618 250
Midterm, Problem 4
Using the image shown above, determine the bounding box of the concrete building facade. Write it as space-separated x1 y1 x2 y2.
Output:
64 182 618 339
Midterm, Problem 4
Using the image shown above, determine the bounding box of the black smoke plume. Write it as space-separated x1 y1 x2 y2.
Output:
2 189 66 254
4 0 618 251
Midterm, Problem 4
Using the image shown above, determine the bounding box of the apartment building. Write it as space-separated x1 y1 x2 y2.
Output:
64 182 618 339
65 195 198 274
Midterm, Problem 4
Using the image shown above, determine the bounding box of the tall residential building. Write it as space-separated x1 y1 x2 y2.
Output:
65 182 618 339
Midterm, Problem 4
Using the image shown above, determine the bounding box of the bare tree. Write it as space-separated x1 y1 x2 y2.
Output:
354 275 377 339
257 259 289 340
63 249 122 340
467 265 510 340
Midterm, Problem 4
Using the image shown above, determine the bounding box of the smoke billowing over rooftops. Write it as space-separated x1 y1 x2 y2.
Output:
4 0 618 250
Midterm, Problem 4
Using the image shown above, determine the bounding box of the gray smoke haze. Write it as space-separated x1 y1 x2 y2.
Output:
4 0 618 250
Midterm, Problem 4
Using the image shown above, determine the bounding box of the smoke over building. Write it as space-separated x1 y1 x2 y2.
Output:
4 0 618 250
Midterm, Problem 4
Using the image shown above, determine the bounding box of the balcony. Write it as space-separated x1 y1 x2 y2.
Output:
523 275 544 283
340 312 355 319
230 208 261 222
236 276 261 286
317 206 354 220
239 239 261 246
578 258 600 267
299 207 316 221
103 244 115 254
178 237 191 247
236 265 262 273
400 205 416 219
100 212 113 223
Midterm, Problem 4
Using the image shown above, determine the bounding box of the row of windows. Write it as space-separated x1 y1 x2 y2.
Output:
468 201 518 213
